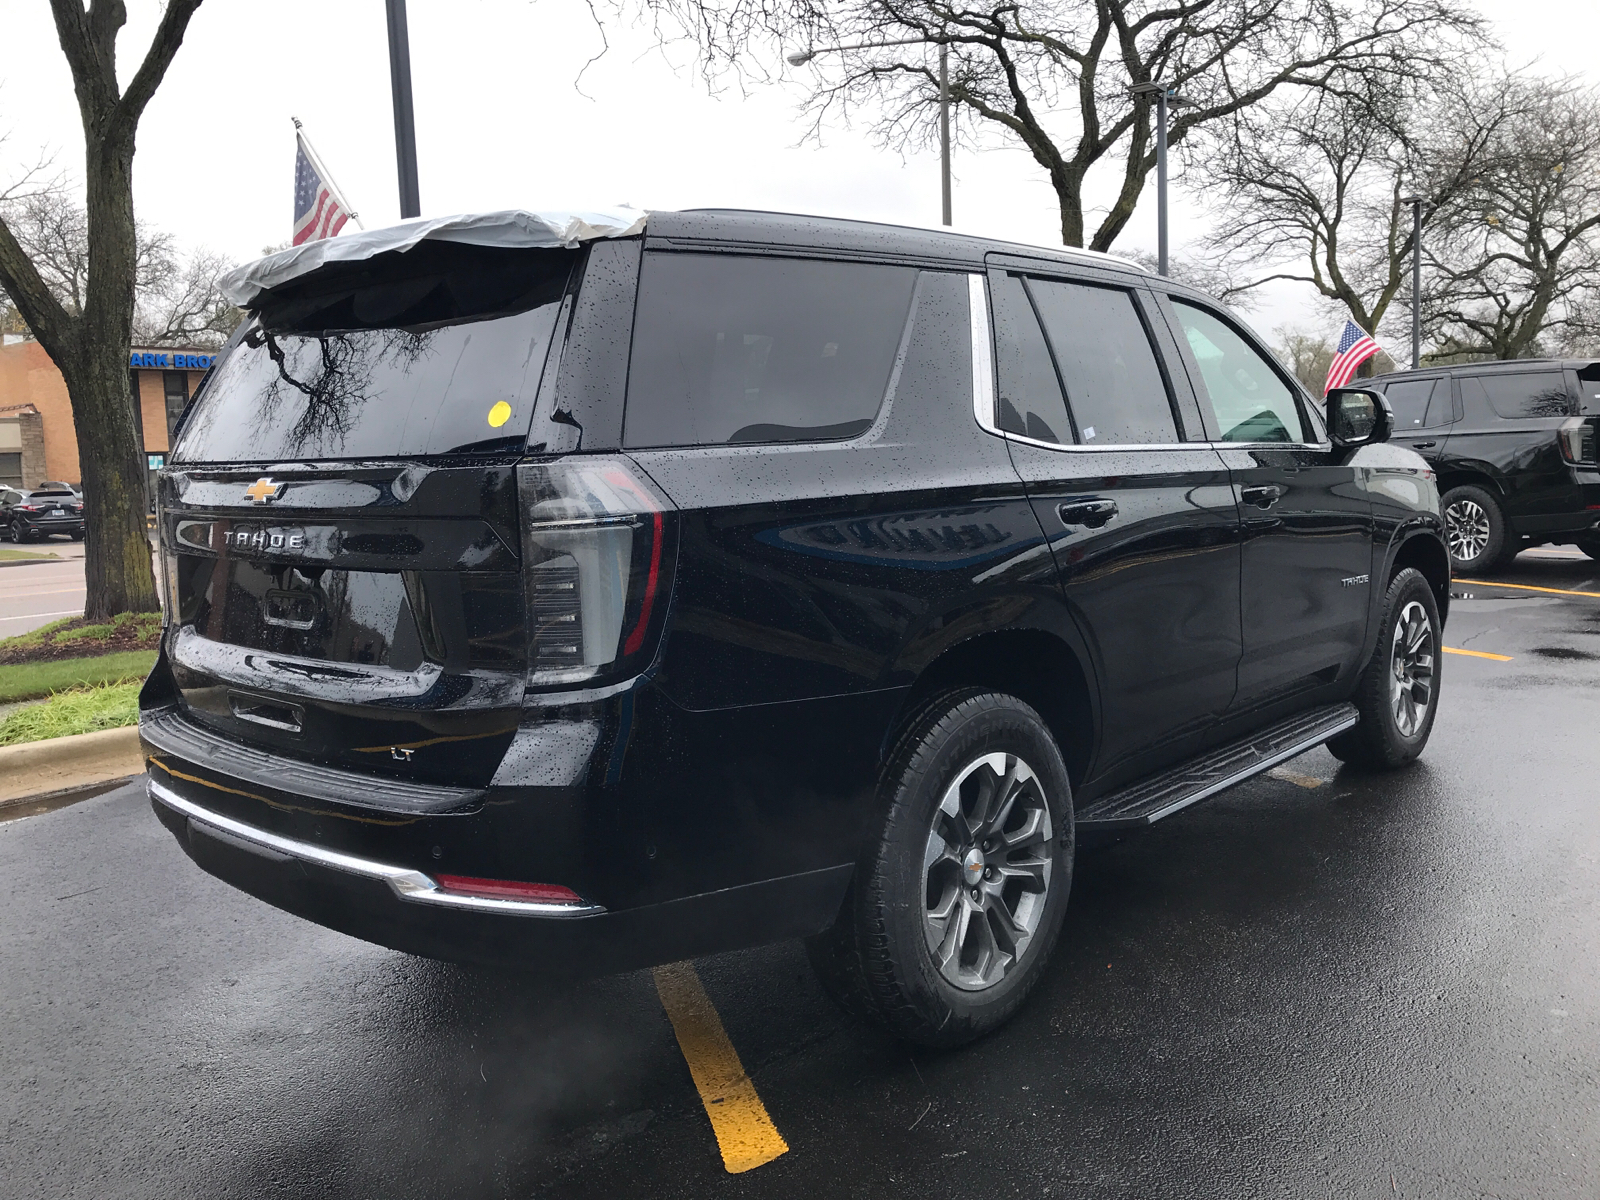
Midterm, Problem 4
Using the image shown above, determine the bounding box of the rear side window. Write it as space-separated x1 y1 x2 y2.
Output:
1029 279 1177 445
1170 301 1309 443
1473 372 1573 419
1384 378 1448 429
624 253 918 448
991 272 1073 444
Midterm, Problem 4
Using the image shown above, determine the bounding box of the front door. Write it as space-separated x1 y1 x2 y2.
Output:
1160 297 1374 715
1383 374 1455 467
989 268 1243 782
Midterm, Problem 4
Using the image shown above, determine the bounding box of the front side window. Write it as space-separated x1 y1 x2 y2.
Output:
1029 279 1178 445
1171 301 1309 443
624 253 918 448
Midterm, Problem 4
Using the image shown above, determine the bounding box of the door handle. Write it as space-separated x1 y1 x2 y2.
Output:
1412 441 1437 449
1058 499 1119 528
1240 483 1285 508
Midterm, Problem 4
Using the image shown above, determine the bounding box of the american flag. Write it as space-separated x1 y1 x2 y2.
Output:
292 132 351 247
1323 319 1380 394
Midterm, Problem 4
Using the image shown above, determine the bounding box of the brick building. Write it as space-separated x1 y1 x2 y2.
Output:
0 336 216 492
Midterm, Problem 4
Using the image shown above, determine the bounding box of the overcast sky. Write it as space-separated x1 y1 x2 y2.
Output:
1 0 1596 348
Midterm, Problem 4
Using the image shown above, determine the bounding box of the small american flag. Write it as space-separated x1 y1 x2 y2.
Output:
1324 319 1380 394
292 131 352 247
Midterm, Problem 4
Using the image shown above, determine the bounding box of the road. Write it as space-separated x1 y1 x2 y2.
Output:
0 539 87 636
3 550 1599 1199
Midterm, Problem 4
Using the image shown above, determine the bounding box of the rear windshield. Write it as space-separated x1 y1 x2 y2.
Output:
172 246 574 463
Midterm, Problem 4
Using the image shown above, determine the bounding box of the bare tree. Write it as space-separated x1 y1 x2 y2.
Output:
674 0 1485 250
0 0 204 620
134 247 242 348
1424 78 1600 360
1200 71 1513 345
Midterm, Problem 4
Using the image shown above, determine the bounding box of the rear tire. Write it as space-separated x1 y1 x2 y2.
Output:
806 689 1075 1048
1441 485 1514 573
70 531 84 542
1576 536 1600 562
1327 567 1441 770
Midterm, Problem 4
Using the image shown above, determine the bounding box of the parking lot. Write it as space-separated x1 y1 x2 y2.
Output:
3 548 1599 1200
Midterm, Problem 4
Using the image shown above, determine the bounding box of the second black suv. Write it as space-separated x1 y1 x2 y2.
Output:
141 209 1449 1046
1374 359 1600 571
2 485 85 542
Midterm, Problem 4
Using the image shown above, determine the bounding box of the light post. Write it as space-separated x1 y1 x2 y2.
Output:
788 39 953 226
1402 194 1425 369
385 0 421 219
1130 82 1193 276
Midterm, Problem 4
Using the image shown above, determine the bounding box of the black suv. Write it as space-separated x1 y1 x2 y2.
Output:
2 485 85 541
1372 359 1600 571
141 210 1449 1046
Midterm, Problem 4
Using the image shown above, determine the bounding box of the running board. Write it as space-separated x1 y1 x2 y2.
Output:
1076 702 1358 832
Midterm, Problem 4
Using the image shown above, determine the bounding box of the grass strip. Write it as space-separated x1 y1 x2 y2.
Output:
0 548 61 562
0 650 156 704
0 680 141 746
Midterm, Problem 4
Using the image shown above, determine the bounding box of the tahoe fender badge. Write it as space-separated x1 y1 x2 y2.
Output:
245 477 285 505
1341 574 1371 588
391 747 415 761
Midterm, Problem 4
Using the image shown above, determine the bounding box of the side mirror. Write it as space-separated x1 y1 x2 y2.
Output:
1325 388 1392 449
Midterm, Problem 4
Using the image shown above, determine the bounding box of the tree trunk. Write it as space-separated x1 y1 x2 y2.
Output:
76 129 159 620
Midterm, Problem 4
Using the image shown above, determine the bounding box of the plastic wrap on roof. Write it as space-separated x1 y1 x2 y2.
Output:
219 208 649 307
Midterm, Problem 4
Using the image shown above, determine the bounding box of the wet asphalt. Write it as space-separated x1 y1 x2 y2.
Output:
4 550 1600 1199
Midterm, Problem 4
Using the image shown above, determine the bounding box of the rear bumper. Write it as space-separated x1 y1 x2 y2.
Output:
12 515 84 535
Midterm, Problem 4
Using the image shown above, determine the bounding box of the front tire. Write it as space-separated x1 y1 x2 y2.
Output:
1328 567 1441 770
806 690 1075 1047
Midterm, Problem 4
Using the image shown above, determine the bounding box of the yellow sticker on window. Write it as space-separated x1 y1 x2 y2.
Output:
487 401 512 428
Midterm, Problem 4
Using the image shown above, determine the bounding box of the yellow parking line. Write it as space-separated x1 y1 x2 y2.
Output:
1457 579 1600 599
653 962 789 1173
1443 646 1513 661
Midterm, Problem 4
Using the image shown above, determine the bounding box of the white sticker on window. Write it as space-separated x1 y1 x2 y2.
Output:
1083 425 1096 440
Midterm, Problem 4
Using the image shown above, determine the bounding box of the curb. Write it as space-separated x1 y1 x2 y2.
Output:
0 555 65 568
0 724 144 807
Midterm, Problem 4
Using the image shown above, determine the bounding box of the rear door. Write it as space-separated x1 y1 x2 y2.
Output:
1383 375 1455 465
1159 296 1374 716
990 265 1243 782
1449 370 1580 535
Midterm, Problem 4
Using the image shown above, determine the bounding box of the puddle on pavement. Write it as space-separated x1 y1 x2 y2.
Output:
1530 647 1598 661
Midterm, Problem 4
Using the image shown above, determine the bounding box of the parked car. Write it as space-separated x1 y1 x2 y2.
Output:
1372 359 1600 571
2 484 84 542
141 209 1449 1046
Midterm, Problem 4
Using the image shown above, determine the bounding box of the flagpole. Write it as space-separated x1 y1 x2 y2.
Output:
291 116 365 231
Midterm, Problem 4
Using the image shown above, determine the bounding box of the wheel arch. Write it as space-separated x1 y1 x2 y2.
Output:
1437 466 1506 500
1387 528 1451 627
886 627 1097 790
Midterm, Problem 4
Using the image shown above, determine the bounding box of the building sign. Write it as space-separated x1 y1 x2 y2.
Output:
130 351 216 370
147 454 165 470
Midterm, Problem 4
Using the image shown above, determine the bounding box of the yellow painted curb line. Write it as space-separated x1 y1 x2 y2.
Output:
1443 646 1514 662
653 961 789 1173
0 725 143 805
1456 579 1600 600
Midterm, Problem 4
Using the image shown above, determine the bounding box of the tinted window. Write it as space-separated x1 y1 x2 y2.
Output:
172 304 562 463
990 272 1072 444
624 254 917 448
1028 279 1176 444
1384 378 1447 429
1476 372 1572 419
1171 301 1308 443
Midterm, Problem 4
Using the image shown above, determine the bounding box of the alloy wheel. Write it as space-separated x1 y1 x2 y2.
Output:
1444 498 1490 565
1389 599 1435 738
922 751 1054 992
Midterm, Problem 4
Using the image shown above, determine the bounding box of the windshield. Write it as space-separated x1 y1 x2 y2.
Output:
172 304 563 463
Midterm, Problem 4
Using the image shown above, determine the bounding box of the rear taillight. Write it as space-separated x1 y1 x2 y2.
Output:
516 456 677 689
1559 417 1597 464
434 875 585 904
14 504 38 512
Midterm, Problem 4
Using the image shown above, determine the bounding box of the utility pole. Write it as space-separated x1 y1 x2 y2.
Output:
1402 195 1424 368
385 0 421 219
938 45 952 226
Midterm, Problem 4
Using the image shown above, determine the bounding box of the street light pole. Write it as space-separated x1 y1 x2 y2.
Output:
1130 82 1192 276
939 44 951 227
1402 194 1424 369
385 0 421 219
789 38 952 226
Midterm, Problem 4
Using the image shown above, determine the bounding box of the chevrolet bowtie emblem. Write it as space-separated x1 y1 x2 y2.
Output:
244 477 285 505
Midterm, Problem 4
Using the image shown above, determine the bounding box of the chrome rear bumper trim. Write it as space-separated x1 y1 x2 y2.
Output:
148 778 604 917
